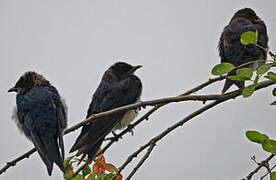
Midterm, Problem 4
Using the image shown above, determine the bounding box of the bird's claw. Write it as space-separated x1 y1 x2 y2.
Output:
112 131 122 142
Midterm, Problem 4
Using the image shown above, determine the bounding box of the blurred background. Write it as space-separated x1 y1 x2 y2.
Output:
0 0 276 179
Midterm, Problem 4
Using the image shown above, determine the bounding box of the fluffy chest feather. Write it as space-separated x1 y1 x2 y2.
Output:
113 109 138 130
113 97 141 130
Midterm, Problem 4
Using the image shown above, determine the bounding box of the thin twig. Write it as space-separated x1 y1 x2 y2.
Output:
115 100 223 179
247 154 275 180
125 142 156 180
0 148 36 174
73 161 90 176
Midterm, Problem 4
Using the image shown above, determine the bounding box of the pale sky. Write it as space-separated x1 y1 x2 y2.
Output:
1 0 276 179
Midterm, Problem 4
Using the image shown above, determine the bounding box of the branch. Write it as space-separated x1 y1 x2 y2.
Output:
65 75 227 136
0 148 36 174
97 75 227 156
115 80 275 179
73 75 227 176
125 142 156 180
0 75 225 175
247 154 275 180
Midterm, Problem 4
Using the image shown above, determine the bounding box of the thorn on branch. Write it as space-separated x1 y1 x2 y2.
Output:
6 162 15 167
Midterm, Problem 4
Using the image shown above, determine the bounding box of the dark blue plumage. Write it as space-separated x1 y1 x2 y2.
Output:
8 71 67 175
218 8 268 93
70 62 142 161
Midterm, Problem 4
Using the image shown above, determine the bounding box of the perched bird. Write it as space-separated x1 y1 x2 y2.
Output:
218 8 268 93
8 71 67 175
70 62 142 162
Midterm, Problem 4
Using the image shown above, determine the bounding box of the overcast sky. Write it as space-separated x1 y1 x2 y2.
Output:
1 0 276 179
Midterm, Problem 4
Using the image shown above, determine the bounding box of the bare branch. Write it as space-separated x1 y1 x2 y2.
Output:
115 80 275 179
0 148 36 174
115 100 223 179
247 154 275 180
125 142 156 180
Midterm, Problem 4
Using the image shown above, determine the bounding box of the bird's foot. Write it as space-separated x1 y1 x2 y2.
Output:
127 124 134 135
112 131 122 142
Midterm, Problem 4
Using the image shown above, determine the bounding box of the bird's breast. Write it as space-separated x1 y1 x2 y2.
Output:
113 109 138 130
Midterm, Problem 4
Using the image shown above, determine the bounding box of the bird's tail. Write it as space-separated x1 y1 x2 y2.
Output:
74 138 104 163
222 78 244 94
30 133 54 175
87 139 104 161
222 70 245 94
43 137 65 173
36 148 54 175
30 133 64 175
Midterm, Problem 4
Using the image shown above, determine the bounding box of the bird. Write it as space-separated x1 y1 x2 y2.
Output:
70 62 142 162
8 71 67 175
218 8 268 93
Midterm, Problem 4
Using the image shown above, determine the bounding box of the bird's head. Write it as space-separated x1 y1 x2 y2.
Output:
8 71 49 94
105 62 142 79
230 8 260 24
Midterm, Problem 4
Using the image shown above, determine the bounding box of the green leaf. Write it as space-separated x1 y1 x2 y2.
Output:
240 31 258 45
272 88 276 97
72 174 84 180
257 64 272 75
271 100 276 105
265 72 276 82
88 172 97 180
236 68 253 79
240 179 246 180
63 173 73 180
82 165 91 177
262 138 273 153
227 76 251 81
269 140 276 154
103 172 116 180
246 131 266 144
254 75 260 86
270 172 276 180
211 63 235 75
64 158 71 171
99 174 106 180
242 84 255 98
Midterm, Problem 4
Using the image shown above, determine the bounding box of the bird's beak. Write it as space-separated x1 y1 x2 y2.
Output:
8 87 19 93
127 65 142 75
133 65 142 71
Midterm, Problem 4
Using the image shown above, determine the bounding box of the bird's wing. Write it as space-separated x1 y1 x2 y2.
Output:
70 75 142 154
18 87 65 175
48 86 67 160
23 111 54 175
219 18 257 64
255 20 269 58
